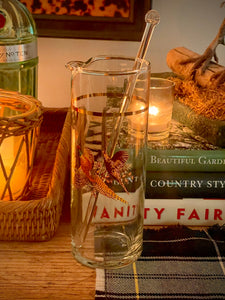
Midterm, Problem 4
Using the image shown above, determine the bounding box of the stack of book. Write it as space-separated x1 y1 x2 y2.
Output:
144 119 225 226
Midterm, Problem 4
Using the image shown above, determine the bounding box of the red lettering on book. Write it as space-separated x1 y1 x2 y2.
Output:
101 207 110 219
154 208 165 219
188 209 200 220
132 205 137 215
144 208 150 219
114 207 124 218
214 209 222 220
127 205 130 217
205 209 209 220
177 208 185 219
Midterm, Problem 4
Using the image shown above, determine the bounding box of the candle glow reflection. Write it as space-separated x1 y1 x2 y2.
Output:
149 106 159 116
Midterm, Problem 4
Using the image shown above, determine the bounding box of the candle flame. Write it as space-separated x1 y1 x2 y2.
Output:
149 106 159 116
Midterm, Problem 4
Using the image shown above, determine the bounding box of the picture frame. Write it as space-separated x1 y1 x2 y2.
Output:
21 0 151 41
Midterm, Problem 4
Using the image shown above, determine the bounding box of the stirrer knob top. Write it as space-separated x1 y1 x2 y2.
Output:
145 9 160 25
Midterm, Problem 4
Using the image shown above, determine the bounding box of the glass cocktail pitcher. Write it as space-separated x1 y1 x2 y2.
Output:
67 56 150 269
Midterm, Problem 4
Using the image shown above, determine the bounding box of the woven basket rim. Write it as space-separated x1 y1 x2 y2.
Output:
0 89 43 121
0 89 43 140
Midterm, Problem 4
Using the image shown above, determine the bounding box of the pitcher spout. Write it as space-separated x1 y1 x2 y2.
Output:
66 56 106 73
65 60 85 72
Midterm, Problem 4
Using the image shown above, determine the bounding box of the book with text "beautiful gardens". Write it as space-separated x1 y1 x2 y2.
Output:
147 119 225 172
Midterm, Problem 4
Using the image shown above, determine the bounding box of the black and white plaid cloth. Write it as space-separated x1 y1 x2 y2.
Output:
95 226 225 299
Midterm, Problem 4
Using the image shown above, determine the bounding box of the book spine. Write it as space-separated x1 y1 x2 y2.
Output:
147 149 225 172
144 198 225 226
145 171 225 199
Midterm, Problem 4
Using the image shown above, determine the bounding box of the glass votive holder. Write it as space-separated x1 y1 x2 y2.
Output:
148 77 175 141
0 89 42 201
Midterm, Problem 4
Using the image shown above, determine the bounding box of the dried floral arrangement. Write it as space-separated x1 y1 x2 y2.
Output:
167 16 225 121
170 77 225 121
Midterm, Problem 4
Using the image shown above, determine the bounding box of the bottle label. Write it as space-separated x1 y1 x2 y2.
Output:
0 41 37 63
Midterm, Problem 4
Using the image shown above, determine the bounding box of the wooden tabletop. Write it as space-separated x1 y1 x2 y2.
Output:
0 220 96 300
0 180 96 300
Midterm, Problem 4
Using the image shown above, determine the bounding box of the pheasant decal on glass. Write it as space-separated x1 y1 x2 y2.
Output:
103 150 129 194
74 146 128 204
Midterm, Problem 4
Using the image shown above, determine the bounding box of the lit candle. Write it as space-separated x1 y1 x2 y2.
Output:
148 78 175 140
0 89 42 201
0 135 27 200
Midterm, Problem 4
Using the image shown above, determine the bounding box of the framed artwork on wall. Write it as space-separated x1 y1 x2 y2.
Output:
20 0 151 41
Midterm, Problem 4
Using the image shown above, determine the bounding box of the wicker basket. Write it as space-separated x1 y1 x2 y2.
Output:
0 108 71 241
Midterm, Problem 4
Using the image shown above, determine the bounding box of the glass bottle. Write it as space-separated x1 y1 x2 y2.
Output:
0 0 38 97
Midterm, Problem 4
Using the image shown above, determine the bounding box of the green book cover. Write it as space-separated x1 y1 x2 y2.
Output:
147 119 225 172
